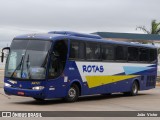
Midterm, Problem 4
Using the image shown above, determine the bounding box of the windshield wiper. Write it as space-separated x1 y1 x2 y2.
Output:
10 55 24 78
26 54 31 79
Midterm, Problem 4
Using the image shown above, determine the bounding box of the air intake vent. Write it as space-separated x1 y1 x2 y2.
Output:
48 31 102 39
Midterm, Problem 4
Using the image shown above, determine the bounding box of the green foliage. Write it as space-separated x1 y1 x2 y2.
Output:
136 20 160 34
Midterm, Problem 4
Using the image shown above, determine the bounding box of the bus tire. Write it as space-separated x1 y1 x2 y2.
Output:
65 84 79 102
130 81 139 96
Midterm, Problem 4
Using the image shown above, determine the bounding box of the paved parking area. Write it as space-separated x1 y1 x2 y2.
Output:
0 70 4 87
0 87 160 111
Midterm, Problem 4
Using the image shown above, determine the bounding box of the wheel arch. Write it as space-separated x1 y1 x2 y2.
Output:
132 78 140 90
70 80 82 96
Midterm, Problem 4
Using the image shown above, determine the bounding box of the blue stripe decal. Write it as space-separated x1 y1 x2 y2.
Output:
123 66 154 75
148 64 157 67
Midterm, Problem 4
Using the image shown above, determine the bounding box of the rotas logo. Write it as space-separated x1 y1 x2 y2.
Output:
82 65 104 73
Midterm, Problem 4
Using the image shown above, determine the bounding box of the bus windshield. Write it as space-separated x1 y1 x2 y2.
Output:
5 40 51 80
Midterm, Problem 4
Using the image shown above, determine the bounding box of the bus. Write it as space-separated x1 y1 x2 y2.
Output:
1 31 158 102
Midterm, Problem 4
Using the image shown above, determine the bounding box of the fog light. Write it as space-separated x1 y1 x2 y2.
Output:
32 86 44 90
4 83 11 87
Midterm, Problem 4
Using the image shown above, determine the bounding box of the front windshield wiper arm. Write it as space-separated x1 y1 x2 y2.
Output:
26 54 31 79
10 55 24 78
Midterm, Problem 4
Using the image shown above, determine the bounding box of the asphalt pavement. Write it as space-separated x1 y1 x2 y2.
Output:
0 87 160 111
0 70 4 88
0 85 160 119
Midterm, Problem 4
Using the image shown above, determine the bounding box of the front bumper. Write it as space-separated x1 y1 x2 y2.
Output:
4 86 45 99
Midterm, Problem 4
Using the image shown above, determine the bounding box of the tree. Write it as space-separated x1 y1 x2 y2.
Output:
137 20 160 63
136 20 160 34
136 20 160 44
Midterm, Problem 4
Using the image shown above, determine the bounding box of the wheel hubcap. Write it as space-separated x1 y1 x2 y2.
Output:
68 88 76 98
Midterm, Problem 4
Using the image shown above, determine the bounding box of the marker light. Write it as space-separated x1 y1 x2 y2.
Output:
4 83 11 87
32 86 44 90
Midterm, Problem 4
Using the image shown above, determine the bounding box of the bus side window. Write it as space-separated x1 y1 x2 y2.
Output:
48 40 68 78
69 41 79 59
79 42 85 60
139 48 149 62
102 45 114 60
86 43 100 60
128 47 139 61
115 46 127 61
150 49 157 62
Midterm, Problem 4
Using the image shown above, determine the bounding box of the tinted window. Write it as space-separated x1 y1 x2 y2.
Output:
86 43 100 60
54 40 68 61
102 45 114 60
128 47 139 61
139 48 149 62
49 40 68 79
150 49 157 62
11 40 28 49
115 46 127 60
69 41 85 60
79 42 85 59
11 40 51 51
27 40 51 51
69 41 79 59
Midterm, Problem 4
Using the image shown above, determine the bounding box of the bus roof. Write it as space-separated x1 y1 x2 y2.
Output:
14 31 157 49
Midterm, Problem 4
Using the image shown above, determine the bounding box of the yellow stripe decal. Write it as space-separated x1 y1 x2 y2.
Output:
86 75 139 88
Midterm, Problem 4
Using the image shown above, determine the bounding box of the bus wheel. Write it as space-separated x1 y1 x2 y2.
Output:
130 81 139 96
33 98 45 101
65 84 79 102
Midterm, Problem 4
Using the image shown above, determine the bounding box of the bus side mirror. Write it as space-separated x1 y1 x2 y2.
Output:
1 52 4 63
1 47 10 63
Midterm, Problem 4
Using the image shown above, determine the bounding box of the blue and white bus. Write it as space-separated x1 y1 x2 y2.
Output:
1 31 158 102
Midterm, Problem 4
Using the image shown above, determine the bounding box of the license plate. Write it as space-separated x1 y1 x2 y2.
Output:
17 92 25 96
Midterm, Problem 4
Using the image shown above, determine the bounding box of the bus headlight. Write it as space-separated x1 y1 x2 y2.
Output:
32 86 44 90
4 83 11 87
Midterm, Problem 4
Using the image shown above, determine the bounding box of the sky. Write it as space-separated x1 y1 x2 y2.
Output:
0 0 160 48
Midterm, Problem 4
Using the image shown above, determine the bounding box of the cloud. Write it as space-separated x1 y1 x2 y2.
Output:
1 0 160 31
0 0 160 48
